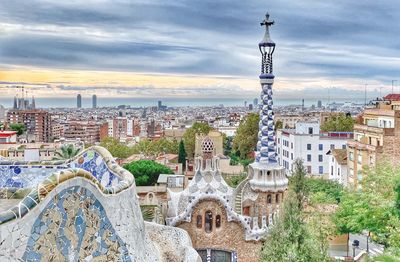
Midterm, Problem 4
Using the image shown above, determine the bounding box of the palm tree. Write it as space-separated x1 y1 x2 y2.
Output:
53 144 81 160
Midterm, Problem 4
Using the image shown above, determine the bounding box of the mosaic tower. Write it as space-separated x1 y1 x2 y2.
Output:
248 13 287 193
256 13 277 164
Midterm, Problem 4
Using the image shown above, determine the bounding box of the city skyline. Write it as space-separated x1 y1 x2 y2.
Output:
1 0 399 100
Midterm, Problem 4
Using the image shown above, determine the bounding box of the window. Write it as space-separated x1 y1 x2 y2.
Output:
276 194 280 204
349 152 354 161
331 166 333 176
267 194 272 204
330 144 335 150
342 145 346 149
319 166 323 174
291 153 293 160
318 155 323 162
205 211 213 233
319 144 323 151
307 154 311 162
307 166 312 174
308 127 313 134
307 144 311 150
291 142 293 149
357 153 362 164
243 206 250 216
278 138 280 144
196 215 202 229
215 215 221 228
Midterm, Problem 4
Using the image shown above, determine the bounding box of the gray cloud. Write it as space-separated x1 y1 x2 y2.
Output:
0 0 399 98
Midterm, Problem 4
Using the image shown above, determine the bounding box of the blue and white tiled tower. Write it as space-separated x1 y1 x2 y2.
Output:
256 13 277 164
249 13 288 193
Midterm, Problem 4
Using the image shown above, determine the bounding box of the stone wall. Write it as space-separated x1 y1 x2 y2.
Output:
177 199 262 262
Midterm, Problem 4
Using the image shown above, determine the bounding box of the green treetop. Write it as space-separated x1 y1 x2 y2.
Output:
333 162 400 255
232 113 259 160
123 159 173 186
261 159 330 262
320 113 354 132
9 123 26 136
178 140 187 170
182 122 212 159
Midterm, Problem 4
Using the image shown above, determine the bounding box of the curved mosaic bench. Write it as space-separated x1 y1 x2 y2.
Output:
0 146 200 262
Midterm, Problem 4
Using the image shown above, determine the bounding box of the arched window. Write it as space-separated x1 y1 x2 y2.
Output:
205 211 213 233
196 215 202 228
267 194 272 204
215 215 221 228
276 194 279 204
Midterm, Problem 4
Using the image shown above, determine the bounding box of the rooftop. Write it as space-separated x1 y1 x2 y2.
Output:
0 131 17 137
384 94 400 101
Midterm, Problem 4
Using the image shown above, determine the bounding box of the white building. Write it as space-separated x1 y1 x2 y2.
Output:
327 149 348 186
0 105 5 122
217 126 237 137
276 122 353 176
107 119 113 137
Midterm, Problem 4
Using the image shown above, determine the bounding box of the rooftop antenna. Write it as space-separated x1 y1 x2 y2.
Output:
364 83 368 105
392 80 397 94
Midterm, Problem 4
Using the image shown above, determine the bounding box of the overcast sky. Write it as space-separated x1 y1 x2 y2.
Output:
0 0 399 100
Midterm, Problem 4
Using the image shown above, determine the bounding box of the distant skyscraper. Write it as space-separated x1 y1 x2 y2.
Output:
77 94 82 108
158 100 162 109
92 95 97 108
249 104 253 110
302 99 305 110
253 98 258 107
317 100 322 108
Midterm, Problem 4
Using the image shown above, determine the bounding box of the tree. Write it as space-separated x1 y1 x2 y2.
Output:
53 144 81 160
100 137 133 159
261 159 330 262
182 122 212 159
178 140 187 170
123 160 173 186
232 113 259 159
9 123 26 136
304 178 343 205
275 119 283 130
320 113 354 132
333 162 400 249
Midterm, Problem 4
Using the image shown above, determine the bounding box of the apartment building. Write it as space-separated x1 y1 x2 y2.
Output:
347 95 400 188
276 122 353 176
7 110 52 142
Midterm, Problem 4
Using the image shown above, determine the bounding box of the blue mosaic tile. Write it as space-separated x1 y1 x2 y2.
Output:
22 186 131 261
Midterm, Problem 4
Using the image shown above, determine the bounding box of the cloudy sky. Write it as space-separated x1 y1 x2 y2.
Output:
0 0 399 100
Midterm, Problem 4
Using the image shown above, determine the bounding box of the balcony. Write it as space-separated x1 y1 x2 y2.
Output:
347 140 383 152
354 124 394 136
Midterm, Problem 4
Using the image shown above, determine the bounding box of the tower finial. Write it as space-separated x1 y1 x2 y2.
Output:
259 12 275 47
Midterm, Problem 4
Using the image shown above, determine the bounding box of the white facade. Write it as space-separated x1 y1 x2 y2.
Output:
127 119 134 137
0 105 5 122
328 151 348 186
218 126 237 137
276 122 352 176
107 119 113 137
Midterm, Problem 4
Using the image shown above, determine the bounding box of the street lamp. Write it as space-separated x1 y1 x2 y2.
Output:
352 239 359 258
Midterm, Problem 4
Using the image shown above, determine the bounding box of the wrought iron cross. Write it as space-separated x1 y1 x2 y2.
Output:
260 13 274 28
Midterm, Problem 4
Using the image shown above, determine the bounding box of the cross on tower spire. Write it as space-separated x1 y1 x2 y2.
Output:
260 13 274 27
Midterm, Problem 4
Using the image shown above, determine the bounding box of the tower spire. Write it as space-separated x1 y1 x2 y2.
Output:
255 13 277 164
